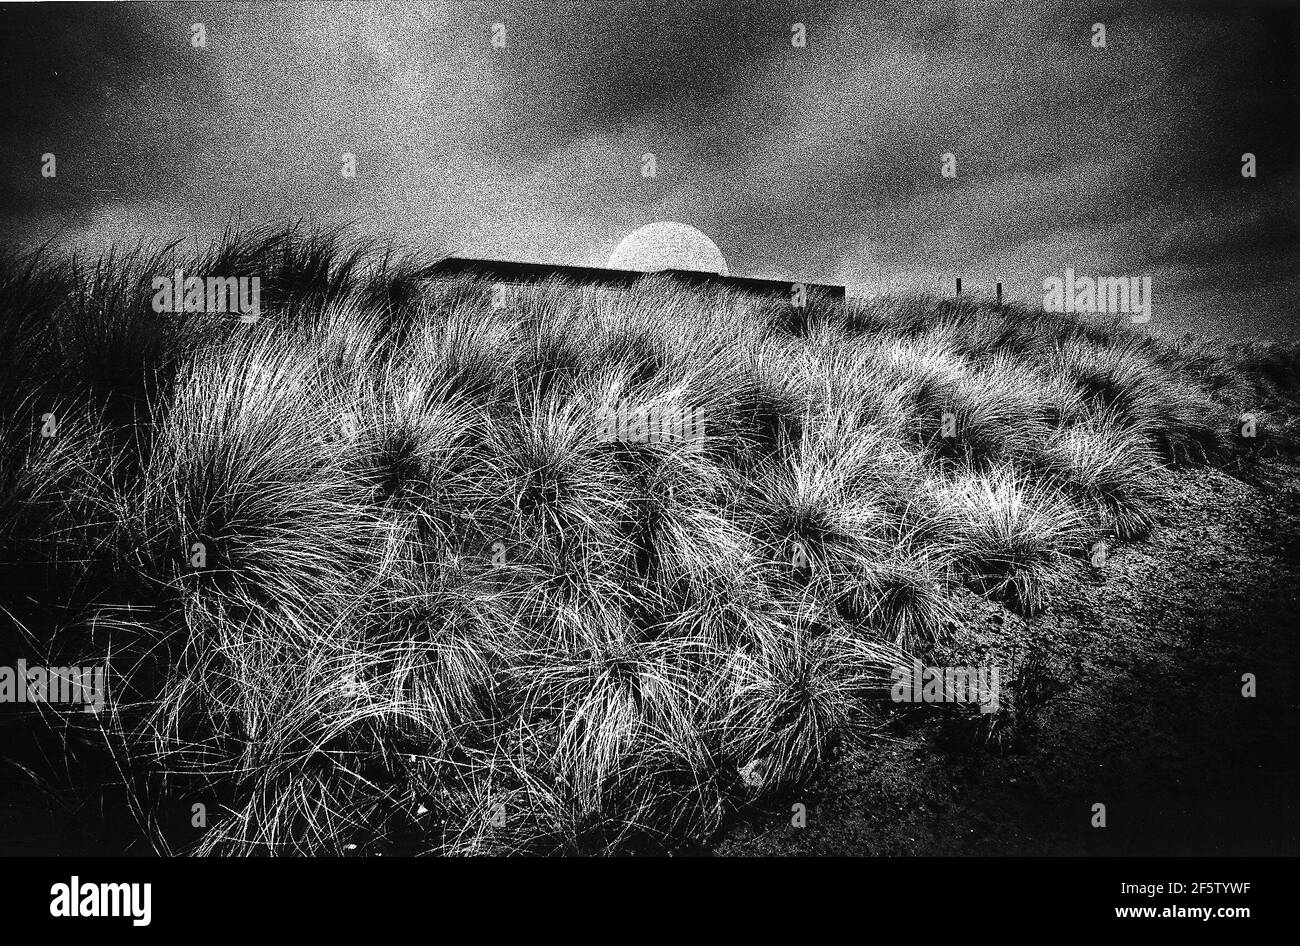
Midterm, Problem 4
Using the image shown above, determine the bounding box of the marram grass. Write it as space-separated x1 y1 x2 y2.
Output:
0 227 1281 855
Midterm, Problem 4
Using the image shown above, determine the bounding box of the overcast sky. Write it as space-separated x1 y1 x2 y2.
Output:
1 0 1297 338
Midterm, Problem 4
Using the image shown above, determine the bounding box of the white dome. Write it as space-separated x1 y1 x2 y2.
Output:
607 222 729 276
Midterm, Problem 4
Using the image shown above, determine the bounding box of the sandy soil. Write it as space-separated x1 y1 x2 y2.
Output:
718 460 1300 856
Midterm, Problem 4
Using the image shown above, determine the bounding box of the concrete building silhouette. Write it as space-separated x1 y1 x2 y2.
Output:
427 257 845 301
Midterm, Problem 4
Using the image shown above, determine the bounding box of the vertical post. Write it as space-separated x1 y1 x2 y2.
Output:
996 282 1002 305
956 277 962 296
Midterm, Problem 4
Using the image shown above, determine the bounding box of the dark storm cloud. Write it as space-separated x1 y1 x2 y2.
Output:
481 0 798 149
0 3 213 227
0 0 1295 336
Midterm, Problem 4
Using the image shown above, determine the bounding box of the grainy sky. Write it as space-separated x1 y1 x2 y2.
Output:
1 0 1297 337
